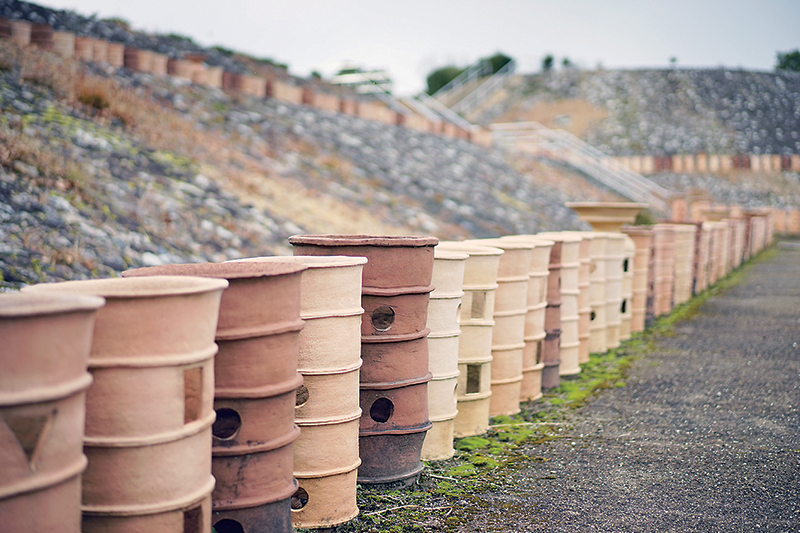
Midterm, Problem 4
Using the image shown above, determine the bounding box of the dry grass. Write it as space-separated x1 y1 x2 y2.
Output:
495 98 608 138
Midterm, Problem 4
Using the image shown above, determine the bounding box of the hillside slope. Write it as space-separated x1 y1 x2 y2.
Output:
0 39 599 289
486 68 800 156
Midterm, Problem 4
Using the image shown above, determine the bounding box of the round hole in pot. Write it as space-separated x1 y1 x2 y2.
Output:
590 310 596 321
213 519 245 533
369 397 394 423
371 306 395 331
212 408 242 440
296 384 309 407
291 487 309 510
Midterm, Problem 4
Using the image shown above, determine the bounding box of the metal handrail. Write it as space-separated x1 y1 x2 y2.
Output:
431 58 492 98
450 60 517 115
492 122 670 212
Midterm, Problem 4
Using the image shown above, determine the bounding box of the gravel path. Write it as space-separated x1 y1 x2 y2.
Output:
465 245 800 532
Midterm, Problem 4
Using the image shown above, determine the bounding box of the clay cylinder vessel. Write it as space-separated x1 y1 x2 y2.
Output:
500 236 555 400
535 233 583 375
619 235 636 341
232 255 366 529
422 250 466 461
0 292 104 532
587 232 609 353
289 235 437 488
24 276 228 533
569 233 593 363
436 242 502 437
693 223 710 294
651 225 676 316
541 238 563 388
621 227 653 333
672 225 697 306
123 262 306 533
603 233 626 349
465 239 532 416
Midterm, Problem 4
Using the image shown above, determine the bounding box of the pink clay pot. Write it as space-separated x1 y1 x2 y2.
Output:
0 292 104 533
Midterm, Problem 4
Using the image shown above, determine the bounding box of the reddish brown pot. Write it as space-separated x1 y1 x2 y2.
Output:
23 276 228 533
289 235 437 487
542 239 562 389
123 262 306 533
0 292 104 533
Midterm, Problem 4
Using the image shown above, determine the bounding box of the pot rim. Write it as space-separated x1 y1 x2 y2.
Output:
23 275 229 298
463 238 535 251
122 261 305 280
289 234 438 247
0 291 105 317
436 241 504 256
230 255 368 269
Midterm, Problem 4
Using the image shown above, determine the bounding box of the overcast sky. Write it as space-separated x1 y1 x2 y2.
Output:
38 0 800 95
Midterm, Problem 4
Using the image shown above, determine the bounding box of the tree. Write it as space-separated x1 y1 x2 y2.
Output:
776 49 800 72
542 54 554 72
487 52 513 74
562 57 573 68
426 65 465 95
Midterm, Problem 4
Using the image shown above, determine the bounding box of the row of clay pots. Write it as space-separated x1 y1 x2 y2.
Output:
422 250 467 460
436 242 502 438
231 256 366 529
122 262 307 533
2 215 775 530
465 239 532 417
500 236 555 400
23 275 228 533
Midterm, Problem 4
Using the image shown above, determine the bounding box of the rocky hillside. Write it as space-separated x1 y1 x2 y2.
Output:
0 34 608 290
2 1 799 292
485 68 800 156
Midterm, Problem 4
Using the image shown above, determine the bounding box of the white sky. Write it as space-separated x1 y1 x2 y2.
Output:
38 0 800 95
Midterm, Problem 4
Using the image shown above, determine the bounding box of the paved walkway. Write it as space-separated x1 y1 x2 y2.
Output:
470 245 800 532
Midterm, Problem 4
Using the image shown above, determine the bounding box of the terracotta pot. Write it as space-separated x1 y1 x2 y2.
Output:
651 225 676 316
422 250 466 461
289 235 436 487
620 236 636 341
672 225 697 306
621 227 654 332
602 233 626 349
23 276 228 533
436 242 502 437
500 236 556 399
565 202 647 232
465 239 532 416
0 292 104 533
587 233 609 353
569 233 593 363
694 223 711 294
542 239 563 388
123 262 306 533
231 255 365 528
788 210 800 236
535 233 583 375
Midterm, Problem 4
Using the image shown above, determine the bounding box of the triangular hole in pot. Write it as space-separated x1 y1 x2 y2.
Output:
2 412 52 469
